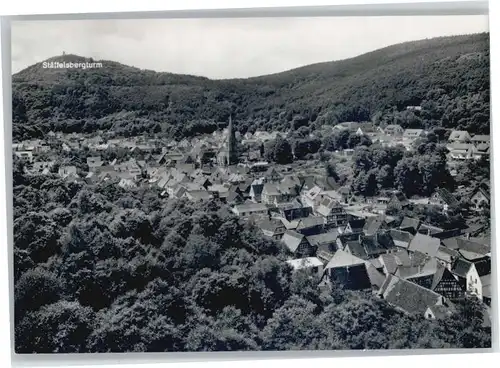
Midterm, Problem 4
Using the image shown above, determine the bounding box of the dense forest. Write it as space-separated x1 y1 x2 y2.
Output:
13 160 491 353
12 33 490 140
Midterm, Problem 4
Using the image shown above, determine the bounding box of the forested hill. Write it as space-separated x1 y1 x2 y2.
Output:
12 33 490 141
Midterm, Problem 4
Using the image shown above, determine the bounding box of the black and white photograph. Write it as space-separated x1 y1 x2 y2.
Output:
10 13 492 354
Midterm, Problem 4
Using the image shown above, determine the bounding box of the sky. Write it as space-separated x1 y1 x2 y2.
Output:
11 15 489 79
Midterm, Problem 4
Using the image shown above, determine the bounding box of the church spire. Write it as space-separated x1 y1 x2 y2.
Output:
227 114 238 165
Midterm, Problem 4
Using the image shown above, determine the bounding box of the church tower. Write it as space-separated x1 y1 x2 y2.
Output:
226 115 238 165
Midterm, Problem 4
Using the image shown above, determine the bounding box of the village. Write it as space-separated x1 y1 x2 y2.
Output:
12 116 492 324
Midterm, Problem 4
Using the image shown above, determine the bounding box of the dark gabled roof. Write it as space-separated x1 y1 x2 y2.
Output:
365 264 387 289
434 188 459 207
390 229 414 247
363 215 386 236
225 190 244 203
258 219 285 233
476 143 490 152
401 258 448 291
306 230 340 247
344 240 367 259
391 191 410 205
399 217 421 231
472 186 490 201
474 258 491 277
296 216 325 230
379 253 400 275
250 183 264 196
418 223 445 236
378 274 443 315
281 230 307 253
456 237 490 256
337 232 361 247
451 259 472 278
436 245 460 262
347 219 366 232
363 233 396 256
344 233 396 260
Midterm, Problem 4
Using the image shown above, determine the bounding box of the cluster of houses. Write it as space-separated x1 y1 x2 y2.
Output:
319 122 490 164
271 186 493 322
13 119 491 323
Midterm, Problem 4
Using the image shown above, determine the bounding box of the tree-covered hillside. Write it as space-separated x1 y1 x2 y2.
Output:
12 33 490 140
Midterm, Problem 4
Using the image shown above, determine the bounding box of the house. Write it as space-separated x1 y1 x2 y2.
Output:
314 196 348 228
263 167 282 183
276 201 312 222
402 258 464 300
448 130 472 144
390 229 414 250
451 259 490 301
58 165 77 179
471 134 490 145
86 156 103 171
378 274 450 316
249 178 265 202
301 185 324 209
470 186 490 211
406 105 422 111
403 129 426 140
323 249 386 291
421 224 460 240
441 237 490 260
383 124 404 137
341 232 397 260
30 161 55 175
307 231 340 262
387 191 410 210
281 230 315 257
377 251 413 275
435 246 460 270
258 219 286 240
407 233 441 258
448 143 476 160
170 185 187 199
363 215 387 236
333 122 360 132
430 188 459 212
343 219 366 234
425 305 455 320
118 177 137 189
183 190 213 203
232 203 269 218
399 217 421 235
481 274 492 306
249 161 269 173
355 123 378 138
295 216 325 236
261 183 282 205
225 189 246 205
286 257 324 276
14 151 34 162
473 143 490 159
